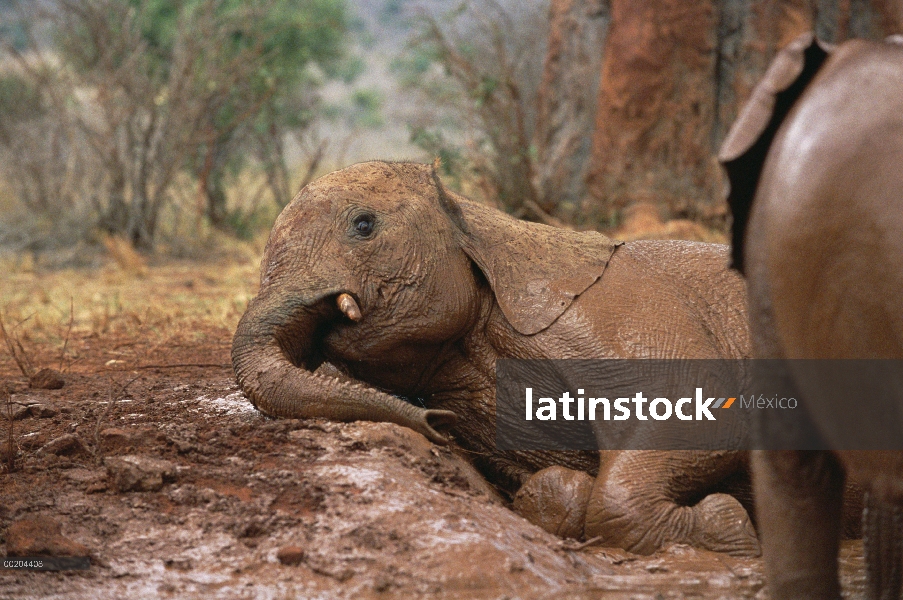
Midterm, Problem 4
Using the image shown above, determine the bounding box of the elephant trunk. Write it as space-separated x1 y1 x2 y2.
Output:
231 287 454 444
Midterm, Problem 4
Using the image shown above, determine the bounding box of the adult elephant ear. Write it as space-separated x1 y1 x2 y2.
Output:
718 32 831 275
431 173 621 336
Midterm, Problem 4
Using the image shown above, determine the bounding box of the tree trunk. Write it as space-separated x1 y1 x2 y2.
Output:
580 0 902 227
205 172 229 230
532 0 609 223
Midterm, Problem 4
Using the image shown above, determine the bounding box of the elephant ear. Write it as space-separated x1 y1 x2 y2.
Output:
718 32 831 274
435 184 621 336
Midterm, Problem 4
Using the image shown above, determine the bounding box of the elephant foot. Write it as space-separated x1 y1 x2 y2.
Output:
864 492 903 600
585 488 760 557
583 451 760 557
686 493 761 556
513 466 594 540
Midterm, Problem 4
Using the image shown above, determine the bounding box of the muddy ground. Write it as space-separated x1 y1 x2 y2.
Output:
0 261 866 599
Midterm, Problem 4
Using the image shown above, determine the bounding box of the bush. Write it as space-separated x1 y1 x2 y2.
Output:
396 0 556 223
0 0 350 252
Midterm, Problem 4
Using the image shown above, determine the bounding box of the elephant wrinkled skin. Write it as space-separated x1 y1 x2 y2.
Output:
232 160 761 556
721 33 903 600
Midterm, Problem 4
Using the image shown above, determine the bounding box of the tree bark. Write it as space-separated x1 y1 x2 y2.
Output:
532 0 609 223
574 0 902 226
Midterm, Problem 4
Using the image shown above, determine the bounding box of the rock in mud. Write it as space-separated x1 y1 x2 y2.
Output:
164 557 193 571
29 368 65 390
38 434 87 456
105 455 176 492
7 395 58 420
64 468 107 488
5 516 90 557
344 423 504 503
28 403 59 418
276 545 305 566
6 401 31 420
99 427 165 453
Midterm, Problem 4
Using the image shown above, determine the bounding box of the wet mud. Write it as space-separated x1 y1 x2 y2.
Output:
0 340 867 599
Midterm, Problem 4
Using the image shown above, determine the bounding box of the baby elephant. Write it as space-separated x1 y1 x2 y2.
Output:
232 159 760 556
721 33 903 599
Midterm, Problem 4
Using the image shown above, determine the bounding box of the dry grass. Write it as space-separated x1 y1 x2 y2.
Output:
0 238 264 375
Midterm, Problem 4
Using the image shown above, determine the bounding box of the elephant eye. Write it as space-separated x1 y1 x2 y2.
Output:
351 213 375 238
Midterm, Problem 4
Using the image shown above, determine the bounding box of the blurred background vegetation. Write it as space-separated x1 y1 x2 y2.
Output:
0 0 900 267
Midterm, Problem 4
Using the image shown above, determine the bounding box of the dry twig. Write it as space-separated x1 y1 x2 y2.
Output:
0 311 34 379
3 384 15 474
91 374 143 464
58 297 74 372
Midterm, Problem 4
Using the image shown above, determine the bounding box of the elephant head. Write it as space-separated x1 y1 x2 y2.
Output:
231 161 619 444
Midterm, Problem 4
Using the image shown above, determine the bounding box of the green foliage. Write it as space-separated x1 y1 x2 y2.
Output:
223 203 275 241
390 45 439 84
120 0 350 237
126 0 348 126
472 76 499 106
396 1 549 217
380 0 406 24
350 88 384 128
132 0 347 74
0 19 28 51
334 55 366 84
0 0 352 250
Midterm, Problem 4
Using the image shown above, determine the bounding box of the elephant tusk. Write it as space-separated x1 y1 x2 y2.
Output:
337 293 362 321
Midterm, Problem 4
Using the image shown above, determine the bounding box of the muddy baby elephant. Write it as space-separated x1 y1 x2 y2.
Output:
721 34 903 599
232 160 759 556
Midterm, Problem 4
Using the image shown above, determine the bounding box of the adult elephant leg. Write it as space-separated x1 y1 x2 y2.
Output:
863 492 903 600
585 450 760 556
753 450 845 600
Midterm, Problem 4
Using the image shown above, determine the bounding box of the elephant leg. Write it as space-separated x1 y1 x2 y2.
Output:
584 450 760 556
513 466 595 540
864 492 903 600
753 450 845 600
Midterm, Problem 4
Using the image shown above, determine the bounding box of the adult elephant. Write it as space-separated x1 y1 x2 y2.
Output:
720 33 903 600
232 159 760 556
